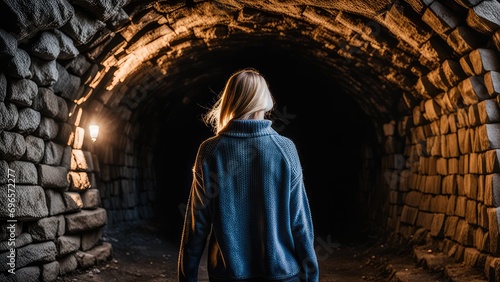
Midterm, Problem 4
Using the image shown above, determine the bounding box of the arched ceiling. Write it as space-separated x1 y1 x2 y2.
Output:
3 0 494 138
73 0 464 128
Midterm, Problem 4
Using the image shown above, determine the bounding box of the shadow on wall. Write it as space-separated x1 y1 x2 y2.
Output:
151 46 377 244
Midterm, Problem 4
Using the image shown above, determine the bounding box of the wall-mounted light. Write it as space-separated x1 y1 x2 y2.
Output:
89 124 99 142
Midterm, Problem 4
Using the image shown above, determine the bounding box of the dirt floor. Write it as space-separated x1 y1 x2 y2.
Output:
55 219 487 282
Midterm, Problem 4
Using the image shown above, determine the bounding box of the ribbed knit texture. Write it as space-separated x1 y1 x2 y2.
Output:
178 119 319 281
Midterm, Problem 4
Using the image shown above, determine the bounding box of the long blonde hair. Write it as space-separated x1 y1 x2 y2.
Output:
203 68 275 134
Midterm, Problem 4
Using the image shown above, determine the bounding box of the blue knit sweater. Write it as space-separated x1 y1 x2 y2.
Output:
178 119 319 281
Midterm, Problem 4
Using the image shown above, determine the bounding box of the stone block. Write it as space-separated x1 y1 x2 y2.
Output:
44 189 66 216
443 216 460 239
455 219 473 246
2 0 74 40
41 261 59 282
55 214 65 237
414 75 439 99
28 30 60 60
6 78 37 107
422 1 459 38
55 96 68 122
68 171 91 191
22 135 45 163
458 76 489 105
0 131 26 161
8 161 37 184
0 185 48 220
53 29 79 60
384 2 432 49
83 150 94 171
27 216 59 241
455 196 467 217
56 123 74 147
485 71 500 96
494 29 500 53
81 227 102 251
60 145 72 169
12 266 40 282
466 0 500 34
37 164 69 189
0 102 19 131
32 87 59 118
63 55 91 77
29 57 58 87
478 203 489 229
0 29 16 59
0 160 7 185
470 48 500 75
400 205 419 224
6 48 31 79
73 127 84 150
71 149 88 171
485 151 500 174
75 251 96 269
0 232 32 251
65 208 107 233
34 117 59 140
2 103 18 131
0 248 16 272
416 210 433 230
466 199 478 225
82 188 101 209
88 172 96 191
16 241 57 269
0 221 22 240
56 235 80 256
57 254 77 275
60 9 106 46
53 63 81 100
446 26 481 56
63 192 83 213
464 173 478 199
488 207 500 254
86 242 112 263
418 36 450 69
478 99 500 124
474 227 489 252
42 141 64 165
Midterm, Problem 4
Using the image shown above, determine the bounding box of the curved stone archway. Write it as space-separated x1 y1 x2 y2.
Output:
1 0 500 280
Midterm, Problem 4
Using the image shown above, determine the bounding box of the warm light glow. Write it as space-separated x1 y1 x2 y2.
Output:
89 124 99 142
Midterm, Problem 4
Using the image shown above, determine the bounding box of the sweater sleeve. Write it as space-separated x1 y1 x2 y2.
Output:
290 174 319 281
285 139 319 282
177 147 212 281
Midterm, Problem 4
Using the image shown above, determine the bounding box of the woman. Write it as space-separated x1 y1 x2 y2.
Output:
177 68 319 281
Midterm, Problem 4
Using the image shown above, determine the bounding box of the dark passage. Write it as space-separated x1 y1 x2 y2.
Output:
151 44 377 245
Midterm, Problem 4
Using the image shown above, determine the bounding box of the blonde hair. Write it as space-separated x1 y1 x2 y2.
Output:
203 68 275 134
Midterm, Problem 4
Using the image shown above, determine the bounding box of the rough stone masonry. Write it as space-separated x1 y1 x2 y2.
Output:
2 0 500 281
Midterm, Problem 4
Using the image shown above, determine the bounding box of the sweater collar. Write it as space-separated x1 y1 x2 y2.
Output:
219 119 276 137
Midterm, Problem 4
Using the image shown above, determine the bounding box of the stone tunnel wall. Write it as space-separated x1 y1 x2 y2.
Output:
0 41 113 282
4 0 500 281
380 51 500 275
0 1 133 281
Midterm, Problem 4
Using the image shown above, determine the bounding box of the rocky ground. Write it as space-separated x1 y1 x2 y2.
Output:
55 219 488 282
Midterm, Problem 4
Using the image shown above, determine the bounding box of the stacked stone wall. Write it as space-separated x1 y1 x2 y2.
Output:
0 1 130 280
383 46 500 277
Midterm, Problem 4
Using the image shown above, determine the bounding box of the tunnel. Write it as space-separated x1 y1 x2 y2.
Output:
1 0 500 281
152 44 378 243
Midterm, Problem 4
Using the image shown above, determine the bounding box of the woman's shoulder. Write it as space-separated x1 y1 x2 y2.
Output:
271 134 299 154
198 135 220 149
